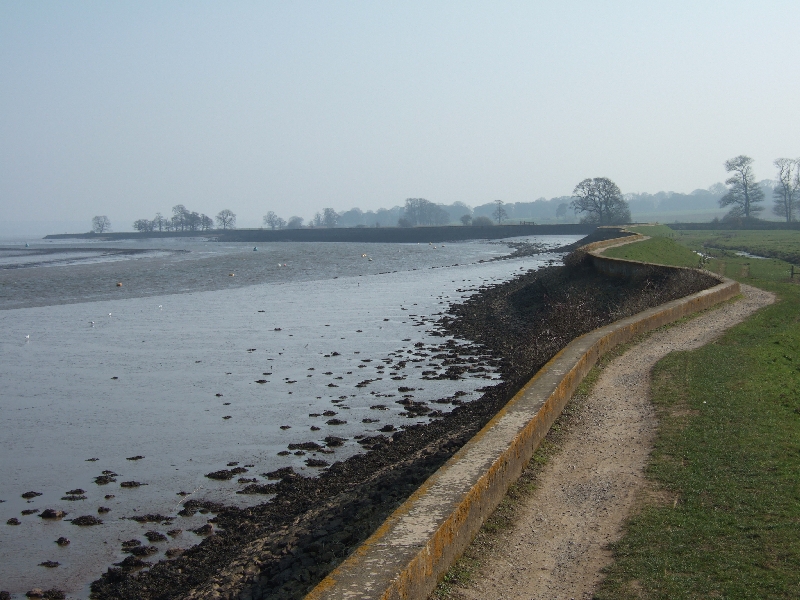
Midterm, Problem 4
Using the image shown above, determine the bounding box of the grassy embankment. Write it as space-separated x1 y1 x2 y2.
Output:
597 226 800 598
433 227 799 599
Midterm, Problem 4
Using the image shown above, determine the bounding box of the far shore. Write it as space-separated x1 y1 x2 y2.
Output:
44 223 596 244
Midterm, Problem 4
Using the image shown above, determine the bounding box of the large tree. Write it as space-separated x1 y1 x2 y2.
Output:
215 209 236 230
153 212 165 232
263 211 281 229
133 218 154 232
172 204 188 231
286 216 304 229
570 178 630 224
772 158 800 222
719 155 764 218
185 211 201 231
322 208 339 228
91 215 111 233
402 198 449 226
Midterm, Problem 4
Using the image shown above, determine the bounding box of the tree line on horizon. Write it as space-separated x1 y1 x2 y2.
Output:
92 155 798 234
254 156 798 230
91 205 237 234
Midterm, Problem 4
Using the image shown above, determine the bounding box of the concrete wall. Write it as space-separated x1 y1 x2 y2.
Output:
305 235 740 600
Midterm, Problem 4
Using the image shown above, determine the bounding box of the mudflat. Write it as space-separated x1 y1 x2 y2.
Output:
88 260 718 599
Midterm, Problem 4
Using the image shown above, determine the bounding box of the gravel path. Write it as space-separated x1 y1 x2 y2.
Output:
447 283 775 600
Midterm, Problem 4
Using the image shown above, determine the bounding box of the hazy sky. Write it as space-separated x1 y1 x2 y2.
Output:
2 1 799 231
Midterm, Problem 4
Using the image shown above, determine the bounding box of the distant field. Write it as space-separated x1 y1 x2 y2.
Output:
671 229 800 266
631 209 728 223
595 226 800 599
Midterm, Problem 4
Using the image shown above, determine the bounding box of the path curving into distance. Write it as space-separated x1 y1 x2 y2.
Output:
446 283 774 600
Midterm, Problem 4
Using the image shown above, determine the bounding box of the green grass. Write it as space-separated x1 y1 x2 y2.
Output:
595 228 800 599
602 236 703 268
671 229 800 267
433 227 800 599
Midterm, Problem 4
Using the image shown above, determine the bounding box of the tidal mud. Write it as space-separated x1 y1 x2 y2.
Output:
89 246 717 600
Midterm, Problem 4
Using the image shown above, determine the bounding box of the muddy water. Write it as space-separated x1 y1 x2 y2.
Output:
0 236 579 597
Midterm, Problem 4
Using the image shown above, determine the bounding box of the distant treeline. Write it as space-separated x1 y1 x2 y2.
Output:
120 154 797 234
130 205 237 233
259 188 737 231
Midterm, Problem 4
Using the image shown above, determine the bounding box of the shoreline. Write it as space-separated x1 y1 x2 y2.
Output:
87 230 719 600
43 223 595 244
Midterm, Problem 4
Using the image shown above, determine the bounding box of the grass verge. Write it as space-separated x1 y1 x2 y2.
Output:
594 226 800 598
433 226 799 598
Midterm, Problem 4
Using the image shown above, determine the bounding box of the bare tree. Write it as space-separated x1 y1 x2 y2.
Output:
460 214 472 225
772 158 800 222
311 212 323 227
556 203 569 221
472 215 494 226
287 216 304 229
215 209 236 230
322 208 339 228
263 211 280 229
92 215 111 233
153 212 165 232
492 200 508 224
200 214 214 231
172 205 188 231
719 155 764 218
570 178 630 224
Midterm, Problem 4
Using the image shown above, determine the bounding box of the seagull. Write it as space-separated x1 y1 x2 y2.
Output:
108 313 112 316
89 321 95 327
25 335 29 340
158 305 163 310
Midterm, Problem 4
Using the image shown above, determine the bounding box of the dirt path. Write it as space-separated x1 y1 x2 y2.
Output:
446 284 775 600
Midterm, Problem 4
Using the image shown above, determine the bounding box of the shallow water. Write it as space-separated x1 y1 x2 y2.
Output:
0 236 580 597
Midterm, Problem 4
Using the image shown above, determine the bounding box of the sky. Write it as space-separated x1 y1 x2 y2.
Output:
2 1 799 233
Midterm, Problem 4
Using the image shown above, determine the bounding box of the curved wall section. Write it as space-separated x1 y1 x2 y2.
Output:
305 235 740 600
